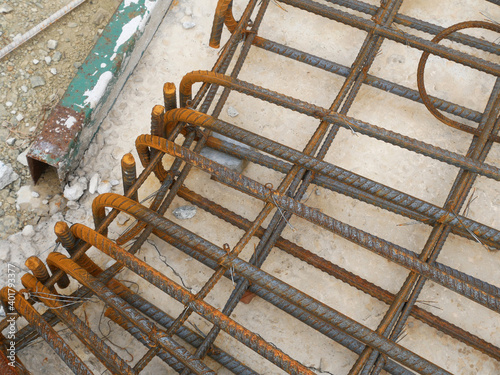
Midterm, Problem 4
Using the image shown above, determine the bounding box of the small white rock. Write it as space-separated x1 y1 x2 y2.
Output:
89 173 100 194
110 179 119 186
44 56 51 65
0 4 13 13
227 106 239 117
17 149 29 166
29 126 36 132
21 85 28 93
66 201 79 210
173 205 197 220
50 68 57 75
97 180 112 194
22 225 35 238
182 21 196 29
0 161 19 189
16 185 35 210
16 113 24 121
32 59 39 65
63 183 84 201
77 176 88 190
31 191 40 198
6 138 16 146
47 39 58 50
42 199 49 205
5 101 12 107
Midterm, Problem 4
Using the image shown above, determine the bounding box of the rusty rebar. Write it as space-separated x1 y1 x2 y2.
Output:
89 194 453 375
3 1 499 373
0 288 94 375
121 153 138 201
134 137 500 312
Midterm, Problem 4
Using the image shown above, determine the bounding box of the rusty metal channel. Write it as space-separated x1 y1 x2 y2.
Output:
1 0 500 374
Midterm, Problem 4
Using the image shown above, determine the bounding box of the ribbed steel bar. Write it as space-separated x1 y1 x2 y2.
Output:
135 137 500 312
417 21 500 140
0 349 18 375
325 0 500 55
220 3 489 125
26 0 259 297
278 0 500 76
0 0 260 354
165 109 500 246
97 179 413 375
68 224 317 375
252 36 483 123
191 0 259 110
361 75 500 375
177 74 500 180
90 194 452 375
0 288 94 375
154 226 414 375
100 281 261 375
20 274 136 375
103 308 185 373
175 186 500 361
190 1 407 368
100 272 259 375
46 252 217 375
202 135 500 250
163 4 275 355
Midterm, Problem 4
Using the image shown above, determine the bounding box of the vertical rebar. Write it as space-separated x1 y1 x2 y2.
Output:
121 153 138 201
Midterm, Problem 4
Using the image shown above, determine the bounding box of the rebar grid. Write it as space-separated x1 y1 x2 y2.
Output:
1 0 499 374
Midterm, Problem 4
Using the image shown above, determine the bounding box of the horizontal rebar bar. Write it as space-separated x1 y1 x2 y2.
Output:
326 0 500 55
166 109 500 246
90 194 453 375
68 224 318 375
176 185 500 361
134 137 500 312
279 0 500 76
177 75 500 180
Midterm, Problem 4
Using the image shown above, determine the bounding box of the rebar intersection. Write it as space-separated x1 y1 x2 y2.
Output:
1 0 500 374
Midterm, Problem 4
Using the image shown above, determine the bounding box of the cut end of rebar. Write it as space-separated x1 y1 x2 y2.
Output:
54 221 70 237
152 105 165 118
163 82 176 96
209 40 221 49
121 153 136 168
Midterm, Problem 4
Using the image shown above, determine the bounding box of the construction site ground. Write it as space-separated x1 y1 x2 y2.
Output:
1 0 500 374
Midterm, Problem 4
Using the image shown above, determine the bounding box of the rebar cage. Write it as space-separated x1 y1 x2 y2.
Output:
1 0 500 374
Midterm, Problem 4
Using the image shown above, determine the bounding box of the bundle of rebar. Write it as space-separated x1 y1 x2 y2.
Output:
1 0 500 374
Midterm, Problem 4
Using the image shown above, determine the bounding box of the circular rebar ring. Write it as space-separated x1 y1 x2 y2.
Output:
417 21 500 142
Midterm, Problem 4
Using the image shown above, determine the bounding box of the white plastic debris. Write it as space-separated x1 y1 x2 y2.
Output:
182 22 196 29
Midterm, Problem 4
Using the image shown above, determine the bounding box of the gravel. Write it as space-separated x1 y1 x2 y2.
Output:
0 0 120 238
